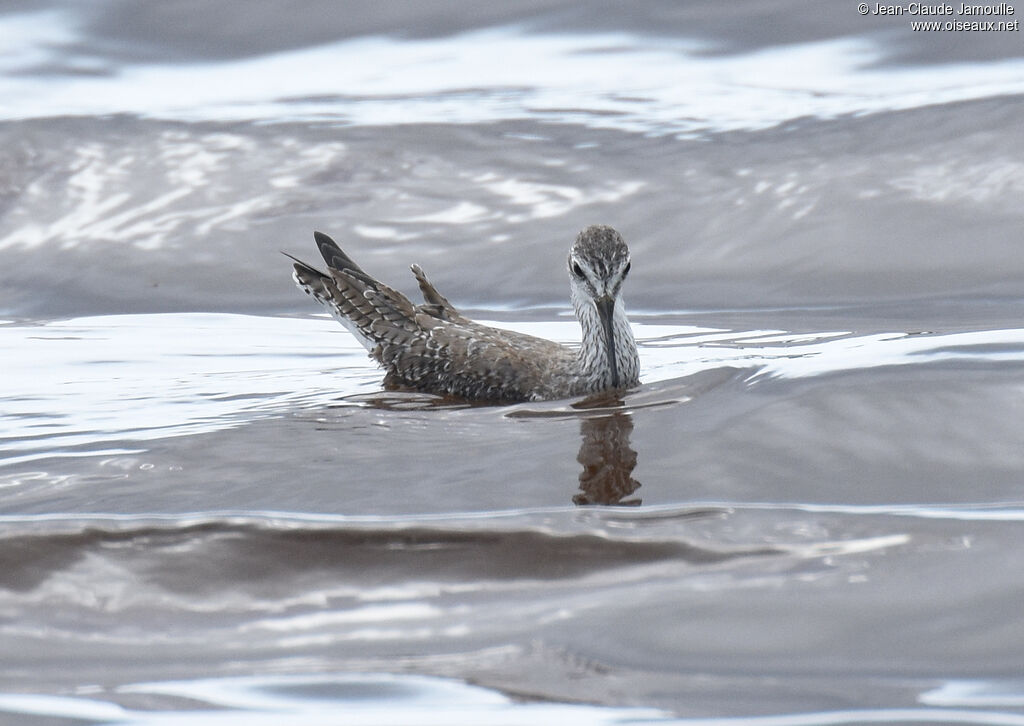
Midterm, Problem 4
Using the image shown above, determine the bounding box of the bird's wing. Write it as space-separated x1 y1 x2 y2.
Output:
291 231 426 357
378 315 574 401
410 264 468 323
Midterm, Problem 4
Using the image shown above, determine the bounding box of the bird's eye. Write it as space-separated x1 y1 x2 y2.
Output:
623 261 631 277
571 261 585 279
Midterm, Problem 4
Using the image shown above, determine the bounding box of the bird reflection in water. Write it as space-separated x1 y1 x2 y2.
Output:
572 394 641 506
335 390 642 505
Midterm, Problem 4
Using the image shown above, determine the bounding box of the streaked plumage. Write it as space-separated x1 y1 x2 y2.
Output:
287 225 639 402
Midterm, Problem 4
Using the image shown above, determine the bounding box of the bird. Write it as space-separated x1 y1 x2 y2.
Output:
286 225 639 402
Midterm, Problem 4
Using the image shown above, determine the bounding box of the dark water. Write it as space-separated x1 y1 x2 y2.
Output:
3 1 1024 724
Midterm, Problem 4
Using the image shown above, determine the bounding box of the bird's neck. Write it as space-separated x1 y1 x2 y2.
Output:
574 294 639 390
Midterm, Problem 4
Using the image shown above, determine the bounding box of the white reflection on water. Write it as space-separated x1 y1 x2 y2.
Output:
1 672 1024 725
0 673 670 726
637 325 1024 383
0 131 350 252
3 12 1024 133
923 680 1024 708
4 314 1024 464
0 314 372 464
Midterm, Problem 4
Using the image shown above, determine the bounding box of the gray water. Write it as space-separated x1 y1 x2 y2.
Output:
2 2 1024 724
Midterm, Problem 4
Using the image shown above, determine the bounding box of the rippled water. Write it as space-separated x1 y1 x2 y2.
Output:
2 1 1024 723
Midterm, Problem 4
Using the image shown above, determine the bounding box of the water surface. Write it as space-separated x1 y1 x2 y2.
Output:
2 0 1024 723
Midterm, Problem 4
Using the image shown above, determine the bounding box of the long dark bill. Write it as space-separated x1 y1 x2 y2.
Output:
595 296 619 388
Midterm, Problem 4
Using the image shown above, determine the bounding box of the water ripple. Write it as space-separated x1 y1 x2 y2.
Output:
5 314 1024 463
4 15 1024 133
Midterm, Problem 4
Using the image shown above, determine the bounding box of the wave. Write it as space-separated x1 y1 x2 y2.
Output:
0 510 771 594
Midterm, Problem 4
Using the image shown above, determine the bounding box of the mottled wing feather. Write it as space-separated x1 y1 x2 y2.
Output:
291 231 578 401
387 319 575 401
290 242 423 357
292 232 424 356
313 231 373 284
410 264 467 323
333 272 424 355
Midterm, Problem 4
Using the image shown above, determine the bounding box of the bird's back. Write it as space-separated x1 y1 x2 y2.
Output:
290 232 577 402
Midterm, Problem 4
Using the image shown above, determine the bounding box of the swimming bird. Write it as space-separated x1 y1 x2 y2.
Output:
287 225 639 402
